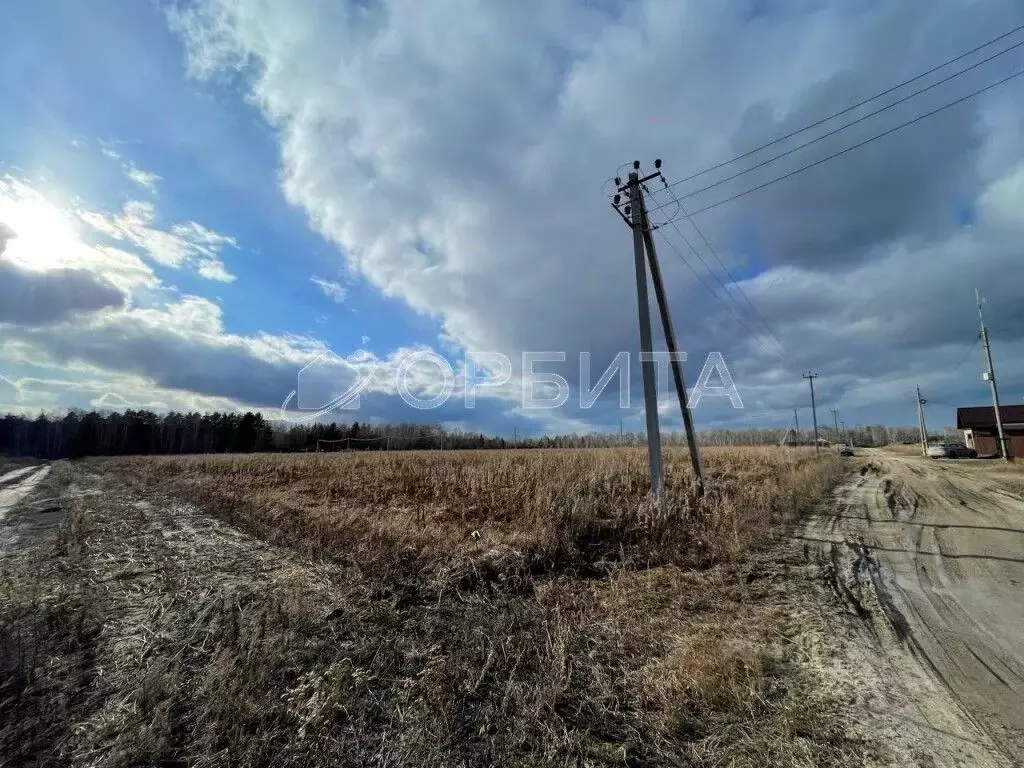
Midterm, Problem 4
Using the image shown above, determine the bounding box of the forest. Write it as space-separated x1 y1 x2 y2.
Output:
0 409 940 459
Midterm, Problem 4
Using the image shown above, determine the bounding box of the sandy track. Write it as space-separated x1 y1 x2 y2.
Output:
0 465 49 524
0 464 45 487
805 449 1024 765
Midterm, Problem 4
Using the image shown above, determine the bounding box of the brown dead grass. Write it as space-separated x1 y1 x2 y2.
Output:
1 448 868 767
112 447 843 580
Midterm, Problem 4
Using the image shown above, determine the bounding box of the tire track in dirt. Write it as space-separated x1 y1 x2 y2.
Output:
805 450 1024 765
0 465 44 487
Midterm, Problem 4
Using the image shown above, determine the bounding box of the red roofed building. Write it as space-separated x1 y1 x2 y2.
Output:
957 405 1024 458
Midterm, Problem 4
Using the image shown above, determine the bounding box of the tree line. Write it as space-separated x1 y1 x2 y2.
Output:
0 409 953 460
0 411 518 458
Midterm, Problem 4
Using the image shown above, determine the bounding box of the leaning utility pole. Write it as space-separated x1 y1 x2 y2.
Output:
831 408 840 446
613 161 705 495
803 372 820 455
794 409 800 436
976 290 1010 461
916 385 928 455
637 171 705 493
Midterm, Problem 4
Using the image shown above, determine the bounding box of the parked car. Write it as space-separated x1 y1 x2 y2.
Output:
946 443 978 459
926 443 977 459
837 444 854 456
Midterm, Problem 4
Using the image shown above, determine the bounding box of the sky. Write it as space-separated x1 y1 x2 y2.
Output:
0 0 1022 437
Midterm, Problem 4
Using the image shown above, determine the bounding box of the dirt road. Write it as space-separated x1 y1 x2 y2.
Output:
0 464 50 549
806 449 1024 765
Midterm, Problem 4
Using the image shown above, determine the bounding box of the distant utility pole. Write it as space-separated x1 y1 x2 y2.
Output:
613 161 705 495
794 409 800 435
916 385 928 456
831 408 840 445
803 372 820 455
976 290 1010 461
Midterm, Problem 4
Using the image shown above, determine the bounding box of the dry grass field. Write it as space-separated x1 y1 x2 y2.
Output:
1 447 871 767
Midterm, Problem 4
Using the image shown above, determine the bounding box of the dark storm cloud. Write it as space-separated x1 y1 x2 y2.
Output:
0 261 125 325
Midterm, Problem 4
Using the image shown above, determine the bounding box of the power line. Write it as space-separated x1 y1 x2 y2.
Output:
666 21 1024 190
658 178 785 352
951 334 981 374
653 227 781 359
660 217 781 353
650 37 1024 210
647 67 1024 221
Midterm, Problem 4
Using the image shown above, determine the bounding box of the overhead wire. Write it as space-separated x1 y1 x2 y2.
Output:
647 37 1024 213
951 335 981 374
618 182 778 354
655 178 785 353
666 21 1024 190
652 225 782 360
610 20 1024 396
645 67 1024 222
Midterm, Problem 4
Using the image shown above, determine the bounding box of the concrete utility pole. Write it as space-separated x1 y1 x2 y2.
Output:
803 372 820 455
976 290 1010 461
916 385 928 456
627 171 664 496
794 409 800 437
637 171 705 494
613 162 705 495
831 408 840 446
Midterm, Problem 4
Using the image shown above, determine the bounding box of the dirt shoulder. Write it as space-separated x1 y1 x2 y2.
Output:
803 448 1024 766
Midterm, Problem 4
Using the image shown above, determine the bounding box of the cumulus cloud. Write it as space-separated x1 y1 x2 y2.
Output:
196 257 236 282
0 291 506 419
4 2 1023 434
165 0 1024 430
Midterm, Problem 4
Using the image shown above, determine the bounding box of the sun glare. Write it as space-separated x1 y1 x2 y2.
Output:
0 182 82 270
